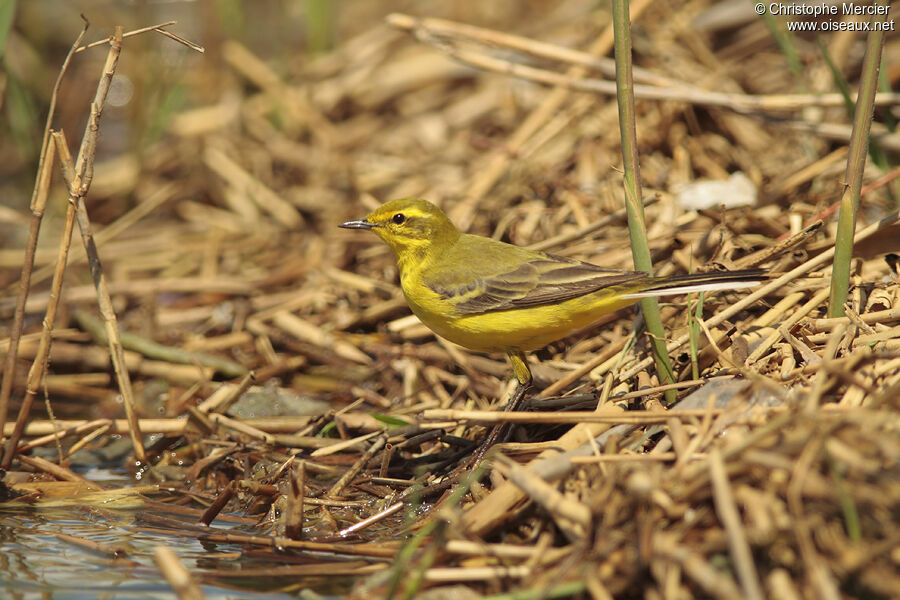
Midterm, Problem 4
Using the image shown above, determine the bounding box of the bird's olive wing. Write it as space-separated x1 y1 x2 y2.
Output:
427 253 645 315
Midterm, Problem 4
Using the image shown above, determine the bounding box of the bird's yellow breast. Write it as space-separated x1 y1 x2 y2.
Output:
400 272 637 353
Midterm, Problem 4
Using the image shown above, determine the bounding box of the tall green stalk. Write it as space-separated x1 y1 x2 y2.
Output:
0 0 15 59
761 9 802 76
828 5 888 317
611 0 675 402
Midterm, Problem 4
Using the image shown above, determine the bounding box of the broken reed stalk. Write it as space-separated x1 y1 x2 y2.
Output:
154 546 207 600
828 5 889 317
198 481 236 526
49 29 146 463
326 434 386 497
1 137 82 469
0 21 88 450
460 405 628 536
338 501 404 537
493 454 590 542
285 460 305 539
0 141 55 447
612 0 675 403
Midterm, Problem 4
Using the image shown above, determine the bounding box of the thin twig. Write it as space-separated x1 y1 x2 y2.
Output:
74 20 177 53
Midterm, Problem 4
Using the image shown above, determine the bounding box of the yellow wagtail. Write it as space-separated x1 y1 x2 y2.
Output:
340 198 765 413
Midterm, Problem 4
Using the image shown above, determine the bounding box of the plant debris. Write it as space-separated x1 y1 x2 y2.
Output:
1 2 899 598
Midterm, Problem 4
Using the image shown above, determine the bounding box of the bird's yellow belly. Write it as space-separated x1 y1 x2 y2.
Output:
403 287 638 353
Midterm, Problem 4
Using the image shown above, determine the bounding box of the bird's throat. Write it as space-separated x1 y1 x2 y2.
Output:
395 240 431 277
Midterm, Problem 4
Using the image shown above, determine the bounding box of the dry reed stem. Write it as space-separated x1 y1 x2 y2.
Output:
2 416 317 438
730 220 823 269
338 501 403 537
708 447 764 600
198 481 236 527
49 33 145 462
15 277 257 313
493 454 590 542
0 141 56 444
209 413 273 443
1 164 82 469
461 406 627 536
65 421 111 457
207 371 256 414
388 13 667 87
745 287 830 364
422 565 531 582
195 531 399 558
3 20 205 467
16 454 92 484
0 19 88 454
154 546 207 600
74 20 177 53
653 534 744 599
310 430 380 457
272 311 372 365
53 532 135 563
424 406 802 424
327 434 386 497
15 418 109 453
203 146 303 228
284 460 305 539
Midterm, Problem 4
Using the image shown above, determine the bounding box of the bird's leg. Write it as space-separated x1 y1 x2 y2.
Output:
468 350 532 466
504 349 532 413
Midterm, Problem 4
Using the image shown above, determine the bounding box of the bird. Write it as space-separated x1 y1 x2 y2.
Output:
340 198 765 433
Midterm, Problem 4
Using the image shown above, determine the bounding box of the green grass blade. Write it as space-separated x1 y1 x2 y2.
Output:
828 6 889 317
305 0 335 55
816 36 854 116
612 0 676 402
0 0 16 61
817 32 896 204
760 8 802 75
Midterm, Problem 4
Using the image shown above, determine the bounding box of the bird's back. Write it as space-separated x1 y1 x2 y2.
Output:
398 233 647 352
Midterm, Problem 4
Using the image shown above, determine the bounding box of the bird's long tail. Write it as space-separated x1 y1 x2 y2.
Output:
621 268 768 300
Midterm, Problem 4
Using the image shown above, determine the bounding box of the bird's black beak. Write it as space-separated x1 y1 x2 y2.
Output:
339 218 376 230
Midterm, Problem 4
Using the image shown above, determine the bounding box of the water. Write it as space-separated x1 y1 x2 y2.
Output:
0 497 356 599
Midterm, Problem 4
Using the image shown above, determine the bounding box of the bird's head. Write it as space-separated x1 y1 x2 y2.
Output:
339 198 460 260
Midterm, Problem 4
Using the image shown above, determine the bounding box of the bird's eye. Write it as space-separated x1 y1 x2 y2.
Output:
392 213 406 225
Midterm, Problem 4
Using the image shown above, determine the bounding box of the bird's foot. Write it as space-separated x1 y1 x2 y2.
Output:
467 382 530 468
